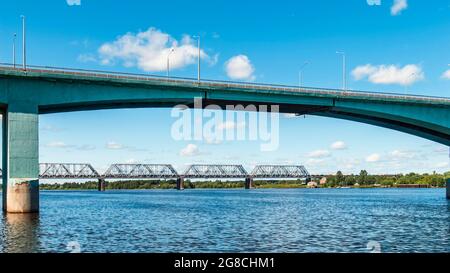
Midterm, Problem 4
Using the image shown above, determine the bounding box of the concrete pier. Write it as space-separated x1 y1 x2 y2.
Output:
2 104 40 213
446 179 450 200
176 177 184 190
245 177 254 189
98 178 106 192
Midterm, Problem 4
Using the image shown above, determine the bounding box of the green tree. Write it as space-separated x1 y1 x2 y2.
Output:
336 171 345 186
358 170 368 185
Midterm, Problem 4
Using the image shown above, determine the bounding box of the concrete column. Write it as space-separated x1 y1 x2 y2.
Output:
176 177 184 190
2 104 39 213
446 178 450 200
245 177 254 190
98 178 106 192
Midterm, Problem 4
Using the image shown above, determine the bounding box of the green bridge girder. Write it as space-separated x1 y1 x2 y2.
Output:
0 67 449 212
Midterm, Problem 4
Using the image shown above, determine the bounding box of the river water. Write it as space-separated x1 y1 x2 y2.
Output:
0 188 449 253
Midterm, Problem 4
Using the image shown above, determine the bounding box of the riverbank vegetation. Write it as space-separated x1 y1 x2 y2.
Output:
1 171 447 190
323 170 449 188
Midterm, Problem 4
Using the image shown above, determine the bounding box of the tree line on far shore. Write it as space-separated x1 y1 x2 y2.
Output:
323 170 449 188
0 170 442 190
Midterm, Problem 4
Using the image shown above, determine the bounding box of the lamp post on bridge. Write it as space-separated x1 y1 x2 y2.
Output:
21 15 26 70
298 61 309 87
166 47 175 78
336 51 346 91
404 72 417 95
193 35 201 83
13 33 17 68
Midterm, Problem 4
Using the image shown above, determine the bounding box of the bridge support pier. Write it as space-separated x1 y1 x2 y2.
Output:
245 177 254 189
2 104 40 213
98 178 106 192
446 179 450 200
176 177 184 190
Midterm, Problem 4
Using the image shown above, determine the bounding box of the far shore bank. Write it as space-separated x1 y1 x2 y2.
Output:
32 183 447 191
1 171 448 191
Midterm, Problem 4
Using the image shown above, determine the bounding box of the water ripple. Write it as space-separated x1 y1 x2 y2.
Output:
0 188 449 253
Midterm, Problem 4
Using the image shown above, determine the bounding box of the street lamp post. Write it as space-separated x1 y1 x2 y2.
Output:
193 35 201 82
21 15 26 70
298 61 309 87
13 33 17 68
167 48 175 78
404 72 416 95
336 51 346 91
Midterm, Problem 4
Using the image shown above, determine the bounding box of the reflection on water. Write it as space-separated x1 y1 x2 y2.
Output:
0 213 40 253
0 188 449 253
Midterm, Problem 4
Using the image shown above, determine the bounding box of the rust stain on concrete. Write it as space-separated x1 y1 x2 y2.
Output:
6 179 39 213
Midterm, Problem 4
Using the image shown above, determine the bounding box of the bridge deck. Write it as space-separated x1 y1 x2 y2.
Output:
1 64 449 106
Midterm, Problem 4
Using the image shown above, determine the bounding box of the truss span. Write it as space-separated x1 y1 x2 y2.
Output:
183 165 248 179
103 164 179 179
39 163 100 179
251 165 310 179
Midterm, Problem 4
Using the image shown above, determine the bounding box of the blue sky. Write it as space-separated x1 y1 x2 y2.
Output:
1 0 449 175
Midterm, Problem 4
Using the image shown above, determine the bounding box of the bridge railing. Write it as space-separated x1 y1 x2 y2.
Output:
1 63 449 104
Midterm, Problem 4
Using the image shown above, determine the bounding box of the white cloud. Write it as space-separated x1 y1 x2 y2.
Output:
352 64 424 86
441 70 450 80
217 121 246 131
98 28 210 72
45 141 72 148
308 150 331 159
225 55 255 81
331 141 347 150
77 54 97 63
390 150 416 160
180 144 200 157
391 0 408 16
435 162 449 168
66 0 81 6
366 153 381 163
77 144 96 151
106 141 124 150
366 0 381 6
352 64 377 80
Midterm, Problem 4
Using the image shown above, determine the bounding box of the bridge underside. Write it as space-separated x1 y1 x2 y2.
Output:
318 111 450 146
36 98 450 146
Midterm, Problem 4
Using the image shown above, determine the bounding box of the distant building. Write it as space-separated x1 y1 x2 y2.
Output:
307 181 318 188
319 177 327 185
